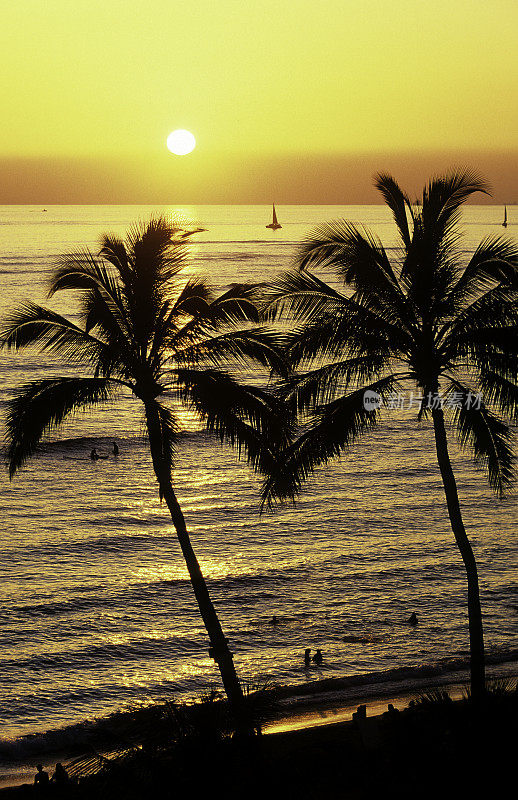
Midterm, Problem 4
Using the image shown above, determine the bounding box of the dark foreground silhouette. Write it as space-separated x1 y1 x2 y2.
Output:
33 766 48 788
3 688 516 800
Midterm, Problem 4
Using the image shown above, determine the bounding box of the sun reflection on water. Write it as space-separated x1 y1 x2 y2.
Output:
133 558 246 583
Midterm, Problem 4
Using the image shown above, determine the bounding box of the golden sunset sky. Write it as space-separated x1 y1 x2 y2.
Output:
1 0 517 202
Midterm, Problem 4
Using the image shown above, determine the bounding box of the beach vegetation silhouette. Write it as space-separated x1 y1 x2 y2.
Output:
33 681 518 800
261 171 518 702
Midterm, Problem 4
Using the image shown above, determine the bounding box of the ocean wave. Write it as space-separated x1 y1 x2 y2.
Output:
3 549 466 622
0 633 197 676
1 648 517 762
279 648 518 704
0 699 182 762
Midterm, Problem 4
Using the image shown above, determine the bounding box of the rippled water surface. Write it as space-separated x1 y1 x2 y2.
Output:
0 204 516 743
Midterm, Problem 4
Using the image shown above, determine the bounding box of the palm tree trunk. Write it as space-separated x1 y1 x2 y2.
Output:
432 407 486 701
143 403 247 723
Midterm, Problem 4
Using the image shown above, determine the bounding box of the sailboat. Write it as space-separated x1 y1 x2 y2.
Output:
266 203 282 229
502 206 508 228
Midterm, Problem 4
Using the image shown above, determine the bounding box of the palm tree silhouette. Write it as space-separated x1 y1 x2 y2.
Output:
1 217 287 724
262 172 518 701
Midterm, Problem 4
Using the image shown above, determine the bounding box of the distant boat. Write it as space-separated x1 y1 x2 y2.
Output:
266 203 282 229
502 206 508 227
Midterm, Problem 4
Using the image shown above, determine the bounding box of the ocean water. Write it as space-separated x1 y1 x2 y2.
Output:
0 204 516 755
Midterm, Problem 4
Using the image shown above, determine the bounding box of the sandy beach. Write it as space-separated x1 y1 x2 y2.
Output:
2 662 517 796
2 686 515 799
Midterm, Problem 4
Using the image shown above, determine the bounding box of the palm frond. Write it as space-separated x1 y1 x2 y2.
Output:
450 235 518 304
209 283 261 324
296 220 413 330
374 173 413 248
445 380 515 496
164 285 262 355
260 269 346 323
127 216 184 271
478 370 518 423
98 234 132 283
421 170 490 240
261 375 399 506
0 302 122 374
147 279 214 372
80 289 137 373
175 327 290 378
4 377 120 478
439 285 518 351
402 222 461 315
49 250 133 342
50 249 122 302
172 277 215 316
175 369 292 475
455 335 518 382
279 357 397 412
400 172 489 312
284 303 410 367
122 219 189 354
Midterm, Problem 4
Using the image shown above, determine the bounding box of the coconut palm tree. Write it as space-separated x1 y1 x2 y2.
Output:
261 172 518 701
1 217 287 725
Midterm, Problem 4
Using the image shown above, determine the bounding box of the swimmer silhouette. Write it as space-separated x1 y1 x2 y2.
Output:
408 612 418 626
90 447 108 460
304 648 311 665
312 649 323 664
269 615 278 625
112 441 119 456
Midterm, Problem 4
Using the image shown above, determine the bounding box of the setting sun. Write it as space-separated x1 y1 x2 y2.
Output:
166 129 196 155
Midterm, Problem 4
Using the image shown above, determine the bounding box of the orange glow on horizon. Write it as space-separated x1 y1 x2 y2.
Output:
1 1 517 201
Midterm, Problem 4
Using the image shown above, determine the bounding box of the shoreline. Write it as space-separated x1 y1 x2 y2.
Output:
2 690 516 800
2 659 517 790
267 653 518 731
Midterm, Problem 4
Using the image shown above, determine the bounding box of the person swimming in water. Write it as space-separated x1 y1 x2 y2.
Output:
312 649 323 664
90 447 108 460
112 442 119 456
408 612 418 626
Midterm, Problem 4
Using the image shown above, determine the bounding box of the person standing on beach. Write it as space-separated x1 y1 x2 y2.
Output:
52 763 70 785
34 764 50 788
